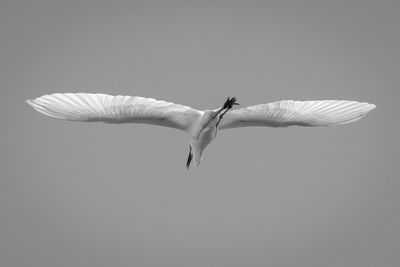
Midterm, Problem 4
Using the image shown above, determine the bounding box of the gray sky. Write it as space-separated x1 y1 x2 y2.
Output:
1 0 399 266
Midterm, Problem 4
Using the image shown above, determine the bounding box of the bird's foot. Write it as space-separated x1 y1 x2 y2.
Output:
223 97 239 110
216 97 239 128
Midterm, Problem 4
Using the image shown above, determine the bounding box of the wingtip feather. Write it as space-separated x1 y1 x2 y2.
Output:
26 98 34 106
368 103 376 110
26 98 39 110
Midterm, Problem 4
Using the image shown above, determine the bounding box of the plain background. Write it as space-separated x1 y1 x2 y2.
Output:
1 0 399 266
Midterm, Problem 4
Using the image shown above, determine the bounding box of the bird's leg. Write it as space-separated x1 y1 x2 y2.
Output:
198 97 240 139
212 97 239 119
211 98 230 120
216 97 239 128
216 108 230 128
201 98 232 131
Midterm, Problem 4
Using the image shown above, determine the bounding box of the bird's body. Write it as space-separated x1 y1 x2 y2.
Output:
189 111 220 166
27 93 375 168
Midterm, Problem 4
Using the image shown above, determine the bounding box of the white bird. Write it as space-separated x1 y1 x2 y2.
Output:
26 93 375 168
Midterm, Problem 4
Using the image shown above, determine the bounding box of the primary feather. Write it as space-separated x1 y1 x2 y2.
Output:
26 93 202 132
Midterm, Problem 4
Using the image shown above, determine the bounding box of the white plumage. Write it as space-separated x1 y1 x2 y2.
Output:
26 93 201 130
219 100 375 129
27 93 375 168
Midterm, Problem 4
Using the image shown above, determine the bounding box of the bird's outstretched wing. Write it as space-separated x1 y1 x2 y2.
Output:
219 100 375 129
27 93 202 132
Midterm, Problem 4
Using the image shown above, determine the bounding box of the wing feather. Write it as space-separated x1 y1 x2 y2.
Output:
219 100 375 129
27 93 202 132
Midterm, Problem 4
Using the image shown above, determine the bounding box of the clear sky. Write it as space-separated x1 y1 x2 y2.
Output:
1 0 398 266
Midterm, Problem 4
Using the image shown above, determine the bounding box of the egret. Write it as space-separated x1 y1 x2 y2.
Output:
26 93 375 168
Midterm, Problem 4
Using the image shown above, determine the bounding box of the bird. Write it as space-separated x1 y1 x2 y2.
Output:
26 93 375 168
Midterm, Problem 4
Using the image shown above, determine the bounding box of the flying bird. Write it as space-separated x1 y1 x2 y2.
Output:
26 93 375 168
